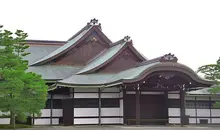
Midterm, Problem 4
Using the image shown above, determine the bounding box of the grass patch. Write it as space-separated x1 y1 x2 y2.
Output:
0 124 32 129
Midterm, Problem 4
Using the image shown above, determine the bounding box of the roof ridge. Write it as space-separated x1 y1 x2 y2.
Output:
67 24 91 41
67 18 102 41
110 36 131 47
26 40 67 44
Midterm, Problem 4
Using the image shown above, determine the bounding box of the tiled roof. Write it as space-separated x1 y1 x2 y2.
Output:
27 65 82 80
187 85 220 95
30 26 93 66
58 62 160 86
24 45 60 65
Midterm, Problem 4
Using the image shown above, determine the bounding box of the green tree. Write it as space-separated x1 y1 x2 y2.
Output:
0 25 48 129
197 57 220 107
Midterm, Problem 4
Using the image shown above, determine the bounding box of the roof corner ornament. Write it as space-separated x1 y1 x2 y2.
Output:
160 53 178 62
123 36 131 42
89 18 99 25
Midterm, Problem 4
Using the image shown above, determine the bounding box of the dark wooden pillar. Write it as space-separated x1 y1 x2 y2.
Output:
50 93 53 126
164 91 169 124
135 88 140 125
98 88 101 125
180 88 185 126
123 89 126 125
32 113 35 125
195 96 197 124
209 96 212 123
71 88 74 125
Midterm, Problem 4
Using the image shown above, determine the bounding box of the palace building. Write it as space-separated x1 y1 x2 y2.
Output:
2 19 220 126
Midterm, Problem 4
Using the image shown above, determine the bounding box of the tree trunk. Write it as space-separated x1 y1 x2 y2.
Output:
10 111 16 130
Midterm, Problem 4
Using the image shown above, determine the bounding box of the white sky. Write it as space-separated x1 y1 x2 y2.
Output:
0 0 219 71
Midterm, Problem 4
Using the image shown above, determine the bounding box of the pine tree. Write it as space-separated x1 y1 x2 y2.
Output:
197 57 220 107
0 25 48 129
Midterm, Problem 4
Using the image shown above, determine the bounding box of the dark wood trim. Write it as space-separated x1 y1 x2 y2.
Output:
209 96 212 123
123 89 126 125
73 92 120 93
135 88 140 125
33 117 63 119
164 91 169 124
73 123 123 126
72 88 74 125
98 88 101 125
74 116 123 118
195 96 197 124
180 88 185 126
32 113 35 125
50 93 53 126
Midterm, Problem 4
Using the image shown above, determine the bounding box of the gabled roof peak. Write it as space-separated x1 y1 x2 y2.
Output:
124 35 131 42
87 18 101 28
159 53 178 62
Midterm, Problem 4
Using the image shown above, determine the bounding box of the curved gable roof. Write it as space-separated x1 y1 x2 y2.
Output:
30 26 92 66
57 55 214 87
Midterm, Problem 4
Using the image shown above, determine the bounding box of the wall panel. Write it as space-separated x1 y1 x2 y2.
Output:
74 118 98 124
74 93 98 98
74 108 98 117
101 118 123 124
168 108 180 116
169 118 180 124
101 108 120 116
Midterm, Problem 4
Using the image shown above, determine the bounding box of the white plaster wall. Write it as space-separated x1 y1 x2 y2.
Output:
101 93 120 98
141 92 164 95
74 118 98 124
197 118 210 124
102 87 119 92
120 99 123 117
212 118 220 123
0 118 10 124
120 92 123 98
168 91 179 94
126 91 135 94
189 118 196 124
186 109 196 116
49 94 70 99
169 118 180 124
101 118 123 124
168 94 180 99
101 108 120 116
74 88 98 92
185 96 195 100
34 118 59 125
196 96 209 101
74 108 98 117
168 108 180 116
36 109 50 117
197 109 210 117
74 93 98 98
52 109 63 117
211 109 220 117
34 119 50 125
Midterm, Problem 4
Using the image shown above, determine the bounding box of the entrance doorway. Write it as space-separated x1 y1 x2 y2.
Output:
62 99 73 126
124 92 168 125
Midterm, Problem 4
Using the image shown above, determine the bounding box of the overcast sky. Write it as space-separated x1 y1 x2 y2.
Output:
1 0 219 71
